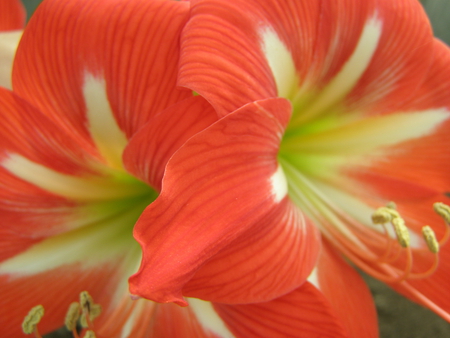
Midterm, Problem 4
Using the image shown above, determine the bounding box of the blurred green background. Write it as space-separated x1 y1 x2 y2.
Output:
19 0 450 338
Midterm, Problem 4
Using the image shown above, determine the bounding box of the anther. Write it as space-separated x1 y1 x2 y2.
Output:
371 207 393 224
83 330 96 338
434 202 450 223
80 291 94 313
22 305 44 338
422 225 439 254
392 217 410 248
79 291 102 329
65 302 81 338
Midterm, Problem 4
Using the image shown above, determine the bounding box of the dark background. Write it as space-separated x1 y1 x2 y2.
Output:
19 0 450 337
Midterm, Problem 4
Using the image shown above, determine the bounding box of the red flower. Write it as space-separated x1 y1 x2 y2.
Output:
129 0 450 336
0 1 364 337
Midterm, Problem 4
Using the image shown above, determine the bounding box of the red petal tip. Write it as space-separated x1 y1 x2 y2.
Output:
129 274 188 307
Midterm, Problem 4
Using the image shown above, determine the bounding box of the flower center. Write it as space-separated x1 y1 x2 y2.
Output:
277 105 450 292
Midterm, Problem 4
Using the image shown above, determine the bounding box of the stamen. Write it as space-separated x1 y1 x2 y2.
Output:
83 330 96 338
433 202 450 245
434 202 450 223
371 207 393 224
422 225 439 254
371 206 410 248
392 217 410 248
22 305 44 338
80 291 102 329
278 159 443 286
65 302 81 338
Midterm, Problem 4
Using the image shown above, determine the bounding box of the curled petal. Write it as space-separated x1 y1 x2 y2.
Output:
182 198 320 303
129 98 320 305
123 96 218 191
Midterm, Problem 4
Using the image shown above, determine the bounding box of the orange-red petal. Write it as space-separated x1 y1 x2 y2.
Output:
179 0 434 117
315 240 379 338
13 0 192 140
0 0 25 31
129 98 320 305
123 96 218 191
214 282 349 338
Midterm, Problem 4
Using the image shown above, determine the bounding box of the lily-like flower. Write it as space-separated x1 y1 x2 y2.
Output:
129 0 450 335
0 0 373 337
0 0 25 89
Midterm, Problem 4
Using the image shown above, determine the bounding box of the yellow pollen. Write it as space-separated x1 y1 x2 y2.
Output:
434 202 450 223
371 207 393 224
22 305 44 335
392 216 410 248
422 225 439 253
65 302 81 331
83 330 96 338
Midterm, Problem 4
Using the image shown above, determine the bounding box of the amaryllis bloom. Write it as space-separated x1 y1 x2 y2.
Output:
128 0 450 335
0 0 374 337
0 0 25 89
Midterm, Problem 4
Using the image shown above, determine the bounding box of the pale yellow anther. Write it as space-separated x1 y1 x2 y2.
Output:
83 330 96 338
422 225 439 254
22 305 44 334
80 291 94 312
434 202 450 223
371 207 393 224
79 291 102 328
372 206 400 223
392 217 410 248
65 302 81 331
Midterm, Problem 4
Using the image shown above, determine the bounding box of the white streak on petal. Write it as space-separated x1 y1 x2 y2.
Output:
260 28 298 99
2 153 148 201
313 181 425 249
83 74 128 170
286 109 449 155
270 165 288 203
307 267 320 289
0 30 22 90
301 15 382 120
188 298 235 338
120 299 150 338
0 205 143 276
